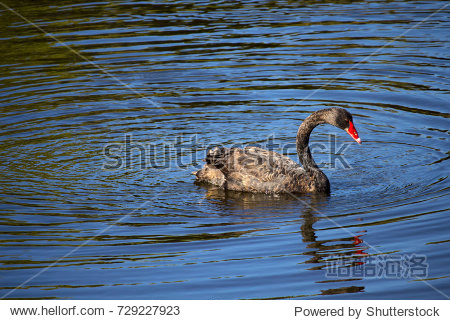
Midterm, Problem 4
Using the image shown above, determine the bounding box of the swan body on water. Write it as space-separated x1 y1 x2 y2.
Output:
193 108 361 194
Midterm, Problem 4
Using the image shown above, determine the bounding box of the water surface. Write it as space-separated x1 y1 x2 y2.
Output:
0 0 449 299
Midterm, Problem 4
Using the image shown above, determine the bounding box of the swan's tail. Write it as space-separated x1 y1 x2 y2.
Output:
205 146 230 170
193 147 229 187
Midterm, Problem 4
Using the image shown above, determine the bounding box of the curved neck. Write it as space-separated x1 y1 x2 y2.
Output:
296 111 326 172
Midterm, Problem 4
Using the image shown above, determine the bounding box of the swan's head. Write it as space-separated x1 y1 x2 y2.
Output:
324 108 362 144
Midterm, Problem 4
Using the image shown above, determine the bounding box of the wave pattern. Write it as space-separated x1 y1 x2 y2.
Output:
0 0 449 299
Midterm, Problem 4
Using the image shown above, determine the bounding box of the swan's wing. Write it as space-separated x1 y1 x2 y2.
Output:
195 146 304 193
232 146 304 181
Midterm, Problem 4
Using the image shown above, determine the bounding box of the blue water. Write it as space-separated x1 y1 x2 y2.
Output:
0 0 449 299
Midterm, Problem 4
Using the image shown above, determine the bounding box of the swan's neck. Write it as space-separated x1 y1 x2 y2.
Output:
296 113 325 173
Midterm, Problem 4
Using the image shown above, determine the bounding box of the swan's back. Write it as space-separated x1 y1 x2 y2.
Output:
194 146 313 193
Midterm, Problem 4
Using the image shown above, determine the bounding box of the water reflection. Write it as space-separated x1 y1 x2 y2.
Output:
197 184 370 296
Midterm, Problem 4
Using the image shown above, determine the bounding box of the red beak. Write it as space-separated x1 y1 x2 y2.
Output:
345 120 361 144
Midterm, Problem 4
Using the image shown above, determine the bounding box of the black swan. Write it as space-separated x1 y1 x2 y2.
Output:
193 108 361 194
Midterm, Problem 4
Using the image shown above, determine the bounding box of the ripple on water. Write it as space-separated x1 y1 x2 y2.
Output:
0 0 449 299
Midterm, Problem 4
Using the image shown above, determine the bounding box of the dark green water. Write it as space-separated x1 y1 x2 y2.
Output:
0 0 449 299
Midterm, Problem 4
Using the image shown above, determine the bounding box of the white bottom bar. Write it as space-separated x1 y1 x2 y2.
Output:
1 300 448 320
